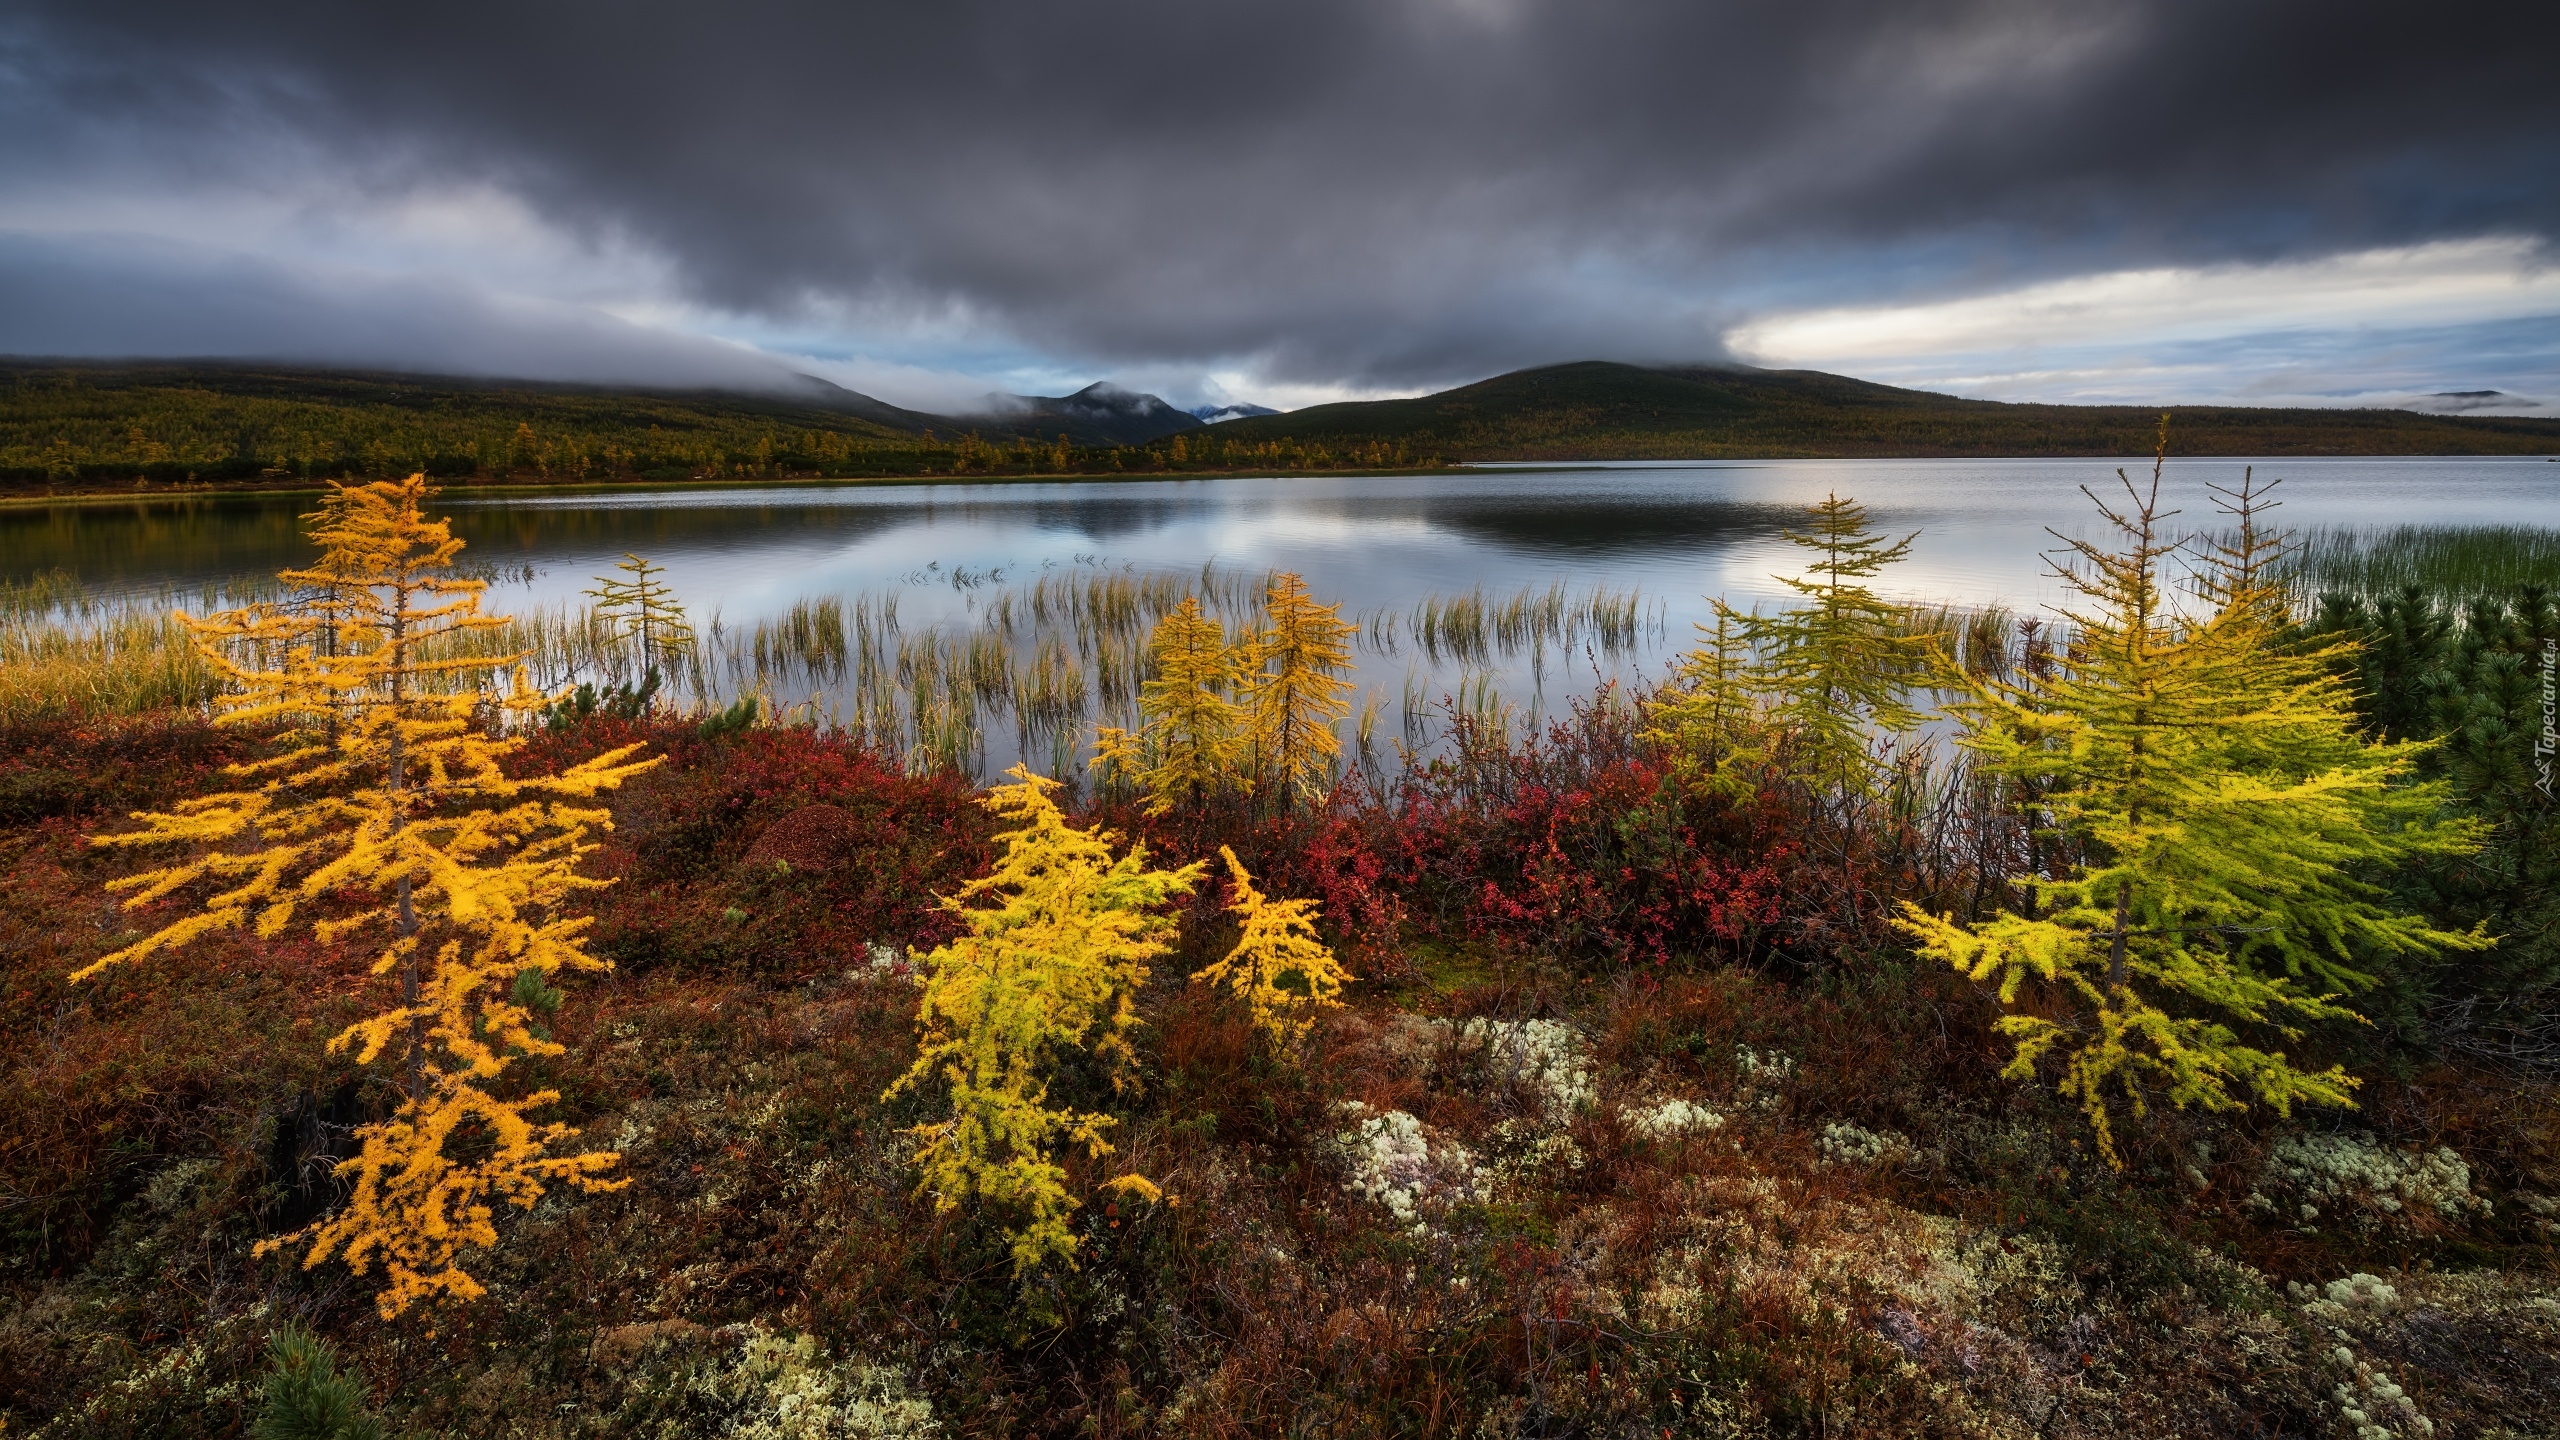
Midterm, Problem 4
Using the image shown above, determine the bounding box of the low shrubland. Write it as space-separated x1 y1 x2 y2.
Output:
1 458 2555 1437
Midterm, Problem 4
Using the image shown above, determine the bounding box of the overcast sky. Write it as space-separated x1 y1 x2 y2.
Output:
2 0 2554 413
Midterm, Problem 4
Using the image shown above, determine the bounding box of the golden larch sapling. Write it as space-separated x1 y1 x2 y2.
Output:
1895 435 2488 1165
77 474 659 1317
887 766 1204 1272
1192 846 1351 1045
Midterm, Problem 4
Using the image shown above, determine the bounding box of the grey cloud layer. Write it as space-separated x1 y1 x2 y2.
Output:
3 0 2554 389
0 235 810 388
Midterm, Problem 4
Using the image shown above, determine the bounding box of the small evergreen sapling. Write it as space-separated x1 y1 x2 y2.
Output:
1749 493 1927 790
252 1324 385 1440
1896 446 2488 1164
77 475 659 1316
1648 493 1926 801
1647 606 1771 799
887 767 1204 1271
1192 846 1351 1045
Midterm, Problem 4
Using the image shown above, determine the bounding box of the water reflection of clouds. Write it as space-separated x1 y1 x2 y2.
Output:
19 459 2558 633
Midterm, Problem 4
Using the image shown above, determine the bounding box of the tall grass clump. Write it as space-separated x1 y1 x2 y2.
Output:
2279 523 2560 606
0 573 222 718
1401 581 1654 672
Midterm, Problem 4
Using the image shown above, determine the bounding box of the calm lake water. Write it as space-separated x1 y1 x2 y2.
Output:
10 457 2558 758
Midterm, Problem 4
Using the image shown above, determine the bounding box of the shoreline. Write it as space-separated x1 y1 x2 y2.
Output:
0 464 1472 508
6 452 2556 508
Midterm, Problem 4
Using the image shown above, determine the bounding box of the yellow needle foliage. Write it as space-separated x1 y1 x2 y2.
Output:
1241 572 1356 806
888 767 1204 1272
76 474 659 1317
1091 595 1247 814
1192 846 1350 1045
1895 449 2487 1166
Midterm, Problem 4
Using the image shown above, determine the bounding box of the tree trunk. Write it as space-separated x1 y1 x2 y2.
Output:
387 594 421 1104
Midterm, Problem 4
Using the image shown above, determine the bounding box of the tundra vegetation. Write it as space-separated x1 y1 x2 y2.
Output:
1 444 2556 1438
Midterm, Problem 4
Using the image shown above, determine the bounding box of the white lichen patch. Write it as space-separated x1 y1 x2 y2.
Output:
1457 1018 1596 1117
1816 1122 1912 1170
1334 1103 1480 1234
1624 1098 1726 1140
1733 1046 1795 1111
2253 1133 2488 1226
2292 1271 2402 1327
686 1328 942 1440
2328 1344 2433 1440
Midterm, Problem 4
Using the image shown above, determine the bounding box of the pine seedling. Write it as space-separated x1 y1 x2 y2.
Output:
252 1324 384 1440
1646 603 1773 797
1896 434 2488 1165
887 767 1204 1272
1240 572 1356 806
1738 492 1928 793
1192 846 1350 1046
1091 595 1247 814
78 474 659 1316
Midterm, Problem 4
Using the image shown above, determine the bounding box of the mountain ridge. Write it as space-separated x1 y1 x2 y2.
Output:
6 357 2557 496
1190 360 2560 458
967 381 1202 446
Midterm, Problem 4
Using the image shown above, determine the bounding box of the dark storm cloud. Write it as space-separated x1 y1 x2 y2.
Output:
0 234 810 388
1 0 2553 390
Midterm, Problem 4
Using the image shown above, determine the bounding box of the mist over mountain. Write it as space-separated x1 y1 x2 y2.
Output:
1192 403 1283 424
969 382 1204 446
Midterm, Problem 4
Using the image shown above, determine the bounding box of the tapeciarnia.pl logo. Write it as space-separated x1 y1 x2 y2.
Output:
2539 637 2556 801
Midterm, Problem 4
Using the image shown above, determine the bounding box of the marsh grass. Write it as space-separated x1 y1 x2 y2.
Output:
2278 524 2560 604
0 571 258 719
46 523 2551 776
1392 581 1655 675
0 605 215 719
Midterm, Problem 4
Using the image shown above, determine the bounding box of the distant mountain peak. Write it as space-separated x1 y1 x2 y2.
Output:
963 380 1201 445
2416 389 2540 413
1191 402 1280 424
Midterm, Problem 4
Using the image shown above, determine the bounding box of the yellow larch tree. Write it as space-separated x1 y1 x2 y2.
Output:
1241 572 1357 806
1192 846 1351 1045
1895 451 2487 1165
76 474 660 1317
887 767 1205 1272
1091 594 1248 814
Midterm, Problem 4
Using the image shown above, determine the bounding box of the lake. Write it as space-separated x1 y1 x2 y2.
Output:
9 457 2557 769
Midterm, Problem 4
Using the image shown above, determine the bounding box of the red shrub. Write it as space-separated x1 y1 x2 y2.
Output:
550 721 998 978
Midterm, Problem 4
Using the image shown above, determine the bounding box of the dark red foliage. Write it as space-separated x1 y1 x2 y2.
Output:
1364 745 1790 969
552 721 999 979
0 713 257 824
1105 693 1807 973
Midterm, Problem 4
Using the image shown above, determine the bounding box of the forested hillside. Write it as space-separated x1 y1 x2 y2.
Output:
9 359 2559 496
1172 361 2560 462
0 364 1167 489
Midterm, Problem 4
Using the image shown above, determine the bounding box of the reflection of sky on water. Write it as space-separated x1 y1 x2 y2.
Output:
14 458 2558 744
